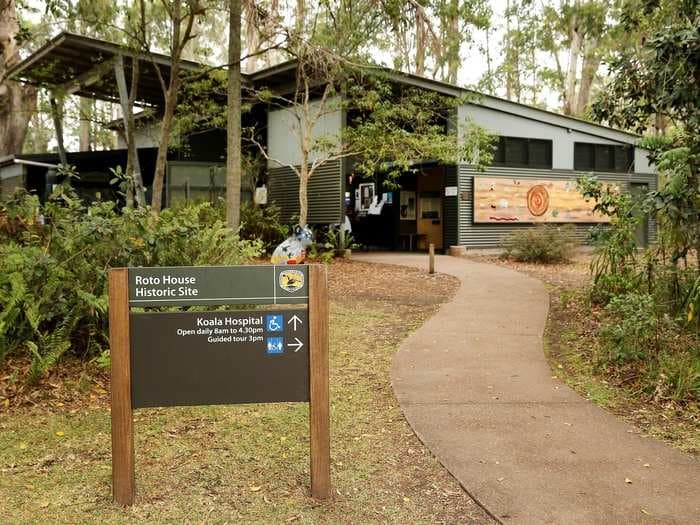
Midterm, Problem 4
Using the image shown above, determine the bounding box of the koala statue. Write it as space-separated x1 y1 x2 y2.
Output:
270 224 314 265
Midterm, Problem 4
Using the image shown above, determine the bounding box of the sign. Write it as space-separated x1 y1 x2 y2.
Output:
444 186 458 197
108 264 330 506
128 265 308 306
473 177 612 223
130 309 309 408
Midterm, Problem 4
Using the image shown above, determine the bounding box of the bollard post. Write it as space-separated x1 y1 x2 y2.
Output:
429 243 435 274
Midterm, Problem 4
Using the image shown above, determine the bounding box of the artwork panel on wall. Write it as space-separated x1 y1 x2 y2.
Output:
473 177 612 223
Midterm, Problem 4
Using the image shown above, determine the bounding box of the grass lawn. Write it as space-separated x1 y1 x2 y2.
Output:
466 251 700 457
0 260 493 524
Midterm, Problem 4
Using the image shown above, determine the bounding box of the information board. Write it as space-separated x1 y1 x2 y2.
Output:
130 309 310 407
108 264 329 506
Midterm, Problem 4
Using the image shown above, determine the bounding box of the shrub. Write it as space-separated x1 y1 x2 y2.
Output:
239 202 288 253
502 224 577 264
600 292 663 362
0 186 262 381
655 350 700 401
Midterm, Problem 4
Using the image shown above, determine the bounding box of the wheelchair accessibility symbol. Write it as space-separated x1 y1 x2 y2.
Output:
266 314 283 332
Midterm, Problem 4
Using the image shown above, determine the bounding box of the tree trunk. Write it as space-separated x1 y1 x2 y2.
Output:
415 17 426 76
243 0 259 72
226 0 242 229
563 15 582 115
150 0 189 213
126 59 146 207
298 167 308 226
79 97 91 151
445 0 460 84
574 43 599 116
295 0 305 34
504 0 512 100
151 87 178 212
0 0 37 156
49 96 68 165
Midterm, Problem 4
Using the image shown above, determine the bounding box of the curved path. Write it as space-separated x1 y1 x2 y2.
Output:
352 253 700 524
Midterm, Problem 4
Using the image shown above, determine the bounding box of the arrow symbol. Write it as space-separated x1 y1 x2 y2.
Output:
288 314 303 331
287 337 304 353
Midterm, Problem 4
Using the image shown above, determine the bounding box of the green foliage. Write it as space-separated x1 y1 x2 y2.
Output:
239 202 289 253
655 350 700 401
577 175 642 303
597 291 699 401
576 171 700 402
600 292 662 362
502 224 577 264
0 186 261 381
322 227 358 253
591 1 700 142
344 75 496 188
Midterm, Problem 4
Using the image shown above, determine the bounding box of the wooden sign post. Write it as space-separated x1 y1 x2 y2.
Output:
108 264 330 506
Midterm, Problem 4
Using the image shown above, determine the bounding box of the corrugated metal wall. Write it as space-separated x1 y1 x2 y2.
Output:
268 160 342 224
457 165 658 248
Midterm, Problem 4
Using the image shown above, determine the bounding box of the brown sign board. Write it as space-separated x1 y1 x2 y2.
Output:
130 309 309 408
108 264 330 506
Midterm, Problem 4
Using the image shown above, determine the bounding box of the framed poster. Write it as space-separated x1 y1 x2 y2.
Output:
400 191 416 220
359 183 375 212
473 177 611 223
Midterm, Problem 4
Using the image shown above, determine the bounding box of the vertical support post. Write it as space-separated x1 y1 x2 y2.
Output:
308 264 330 499
49 94 68 166
114 54 145 207
429 243 435 274
109 268 135 506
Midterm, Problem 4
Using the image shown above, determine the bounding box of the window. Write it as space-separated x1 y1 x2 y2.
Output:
574 142 634 173
167 162 225 207
492 137 552 169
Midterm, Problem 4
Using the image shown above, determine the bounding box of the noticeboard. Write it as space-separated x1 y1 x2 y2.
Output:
108 264 329 506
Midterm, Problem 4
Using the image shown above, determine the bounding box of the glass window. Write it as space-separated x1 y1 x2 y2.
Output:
492 137 552 169
505 137 528 166
167 162 225 207
574 143 634 173
420 192 441 219
528 139 552 168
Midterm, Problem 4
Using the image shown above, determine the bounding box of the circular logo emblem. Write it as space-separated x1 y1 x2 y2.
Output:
527 185 550 216
279 269 305 293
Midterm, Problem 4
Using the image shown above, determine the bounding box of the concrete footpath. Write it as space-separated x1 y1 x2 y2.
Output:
352 253 700 524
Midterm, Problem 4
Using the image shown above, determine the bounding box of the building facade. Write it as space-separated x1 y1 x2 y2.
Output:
4 32 657 250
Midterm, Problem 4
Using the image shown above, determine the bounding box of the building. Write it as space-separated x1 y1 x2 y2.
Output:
3 32 657 250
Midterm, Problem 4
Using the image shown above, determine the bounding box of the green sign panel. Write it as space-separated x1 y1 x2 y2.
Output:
128 265 308 306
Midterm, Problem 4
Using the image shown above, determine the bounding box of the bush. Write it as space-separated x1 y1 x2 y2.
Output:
239 202 288 253
503 224 577 263
0 186 262 382
600 292 663 362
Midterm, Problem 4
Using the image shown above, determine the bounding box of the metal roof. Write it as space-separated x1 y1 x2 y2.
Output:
8 33 641 144
7 32 207 107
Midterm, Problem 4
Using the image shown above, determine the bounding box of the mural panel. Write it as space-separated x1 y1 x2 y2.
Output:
473 177 611 223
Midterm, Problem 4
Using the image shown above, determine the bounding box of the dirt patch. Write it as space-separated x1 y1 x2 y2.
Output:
329 258 459 306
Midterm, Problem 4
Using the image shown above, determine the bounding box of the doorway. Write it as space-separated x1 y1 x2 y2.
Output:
415 167 443 250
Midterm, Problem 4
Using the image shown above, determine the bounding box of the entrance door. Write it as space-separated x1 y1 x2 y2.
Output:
416 168 443 250
631 183 649 247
